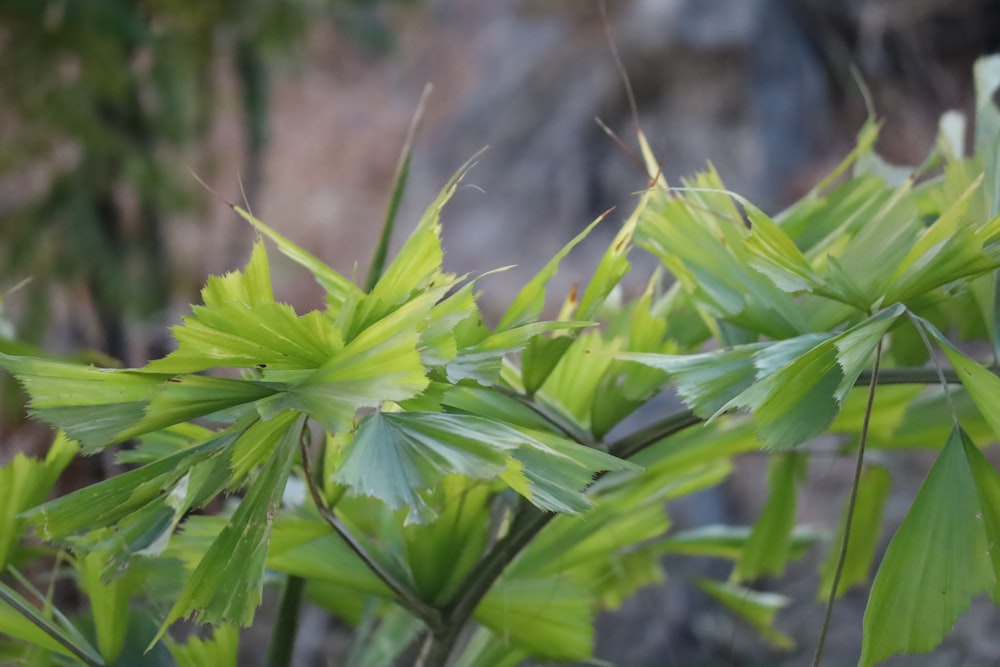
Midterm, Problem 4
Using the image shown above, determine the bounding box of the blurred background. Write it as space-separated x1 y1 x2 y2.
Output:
2 0 1000 665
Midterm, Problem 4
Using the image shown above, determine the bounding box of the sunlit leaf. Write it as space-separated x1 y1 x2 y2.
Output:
0 433 76 570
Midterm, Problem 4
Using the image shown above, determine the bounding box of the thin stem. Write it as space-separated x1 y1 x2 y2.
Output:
496 385 596 447
812 339 884 667
298 438 444 632
0 580 104 667
266 574 305 667
422 362 970 665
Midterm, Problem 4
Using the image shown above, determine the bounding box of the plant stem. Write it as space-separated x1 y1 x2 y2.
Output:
422 362 965 665
298 438 444 632
812 339 884 667
266 574 305 667
0 581 104 667
497 385 596 448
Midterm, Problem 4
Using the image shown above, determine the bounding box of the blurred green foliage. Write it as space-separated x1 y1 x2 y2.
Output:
0 0 410 361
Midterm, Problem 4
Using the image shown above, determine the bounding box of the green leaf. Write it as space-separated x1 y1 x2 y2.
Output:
497 212 604 330
345 604 423 667
725 305 903 448
165 624 239 667
402 476 492 604
919 315 1000 444
452 626 526 667
661 525 819 561
574 201 642 321
78 551 133 664
154 412 305 643
475 577 593 661
521 335 574 396
974 54 1000 218
446 320 592 386
0 353 166 451
23 426 242 548
620 342 768 419
335 411 523 523
694 578 792 649
860 427 996 666
286 294 432 432
638 175 808 338
733 454 805 581
264 519 392 599
145 241 344 374
817 465 891 599
232 206 360 312
960 434 1000 588
503 431 637 515
0 432 76 570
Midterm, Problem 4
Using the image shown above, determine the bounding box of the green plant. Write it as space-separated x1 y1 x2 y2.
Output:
3 54 1000 667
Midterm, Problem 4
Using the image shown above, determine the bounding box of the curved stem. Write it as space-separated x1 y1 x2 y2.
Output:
812 339 884 667
298 438 444 632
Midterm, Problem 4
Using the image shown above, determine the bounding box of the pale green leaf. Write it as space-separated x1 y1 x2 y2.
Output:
621 343 765 419
288 295 432 432
446 320 591 386
920 315 1000 444
733 454 805 581
498 213 604 330
475 577 592 661
661 525 820 561
575 201 642 321
860 427 996 667
694 578 793 649
345 604 423 667
148 303 343 374
402 477 492 604
452 626 526 667
232 206 359 311
165 624 239 667
503 430 637 515
974 54 1000 218
79 551 133 664
0 433 76 570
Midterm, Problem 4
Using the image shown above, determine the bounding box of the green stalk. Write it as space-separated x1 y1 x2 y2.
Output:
298 438 444 632
422 363 967 665
812 339 883 667
266 575 306 667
